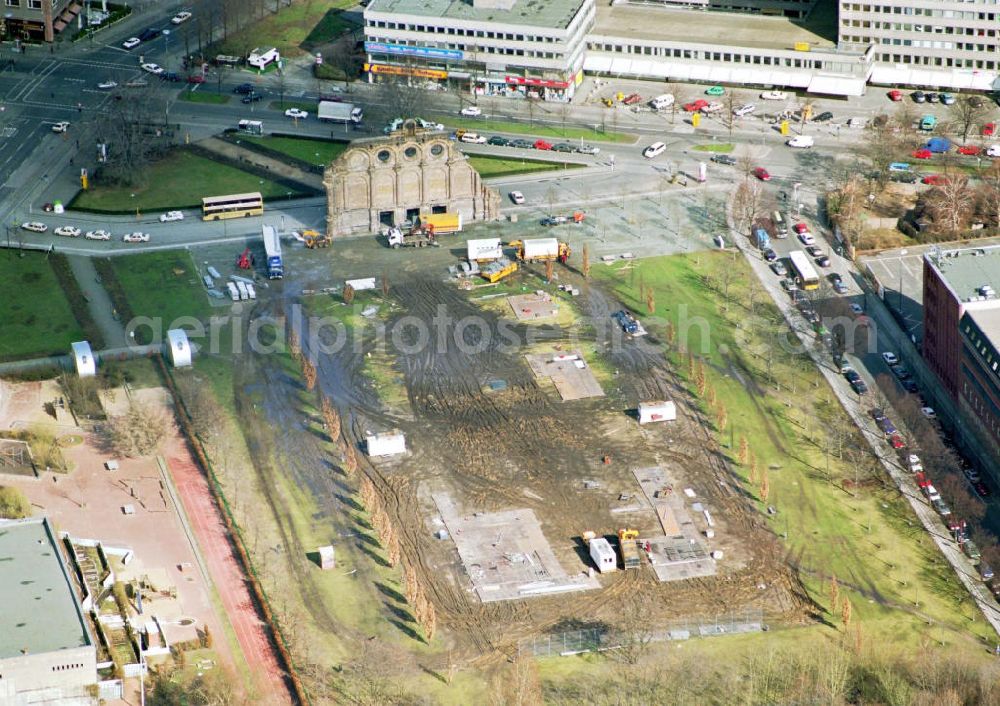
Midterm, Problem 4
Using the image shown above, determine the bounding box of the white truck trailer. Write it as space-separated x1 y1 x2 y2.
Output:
466 238 502 262
318 101 363 124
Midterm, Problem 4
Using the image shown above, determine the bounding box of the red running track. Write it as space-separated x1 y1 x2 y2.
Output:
167 453 293 705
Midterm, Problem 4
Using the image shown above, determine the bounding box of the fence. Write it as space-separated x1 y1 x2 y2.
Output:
518 608 765 658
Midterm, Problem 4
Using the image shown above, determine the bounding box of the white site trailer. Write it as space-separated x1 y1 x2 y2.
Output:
366 429 406 457
235 280 249 300
589 537 617 573
637 400 677 424
466 238 502 262
166 329 193 368
227 282 240 301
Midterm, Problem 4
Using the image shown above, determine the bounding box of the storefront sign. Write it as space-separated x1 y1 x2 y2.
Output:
505 75 570 89
365 63 448 80
365 42 463 61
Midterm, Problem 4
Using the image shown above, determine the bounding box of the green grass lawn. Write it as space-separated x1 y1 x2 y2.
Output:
212 1 356 59
239 134 348 166
467 155 582 178
692 143 735 153
72 151 308 213
109 251 212 329
0 252 83 361
178 90 231 105
447 116 636 144
595 252 995 655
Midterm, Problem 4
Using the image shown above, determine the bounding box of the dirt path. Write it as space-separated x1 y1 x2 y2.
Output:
165 447 293 705
66 254 127 348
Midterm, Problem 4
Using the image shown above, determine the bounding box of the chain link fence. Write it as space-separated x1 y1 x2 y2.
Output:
519 608 765 658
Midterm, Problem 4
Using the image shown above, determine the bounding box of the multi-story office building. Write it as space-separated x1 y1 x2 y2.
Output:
960 307 1000 461
363 0 595 101
1 0 79 43
840 0 1000 90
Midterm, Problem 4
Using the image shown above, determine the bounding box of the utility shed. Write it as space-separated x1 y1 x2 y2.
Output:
589 537 617 574
71 341 96 377
638 400 676 424
166 329 192 368
366 429 407 457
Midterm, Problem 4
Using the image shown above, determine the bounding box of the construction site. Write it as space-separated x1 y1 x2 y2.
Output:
210 208 810 681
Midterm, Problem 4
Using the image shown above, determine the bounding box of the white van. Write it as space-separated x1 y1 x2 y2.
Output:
787 135 815 148
650 94 674 110
643 141 666 159
459 132 487 144
771 210 787 236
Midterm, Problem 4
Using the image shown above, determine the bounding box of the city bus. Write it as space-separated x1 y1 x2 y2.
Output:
788 250 820 290
201 192 264 221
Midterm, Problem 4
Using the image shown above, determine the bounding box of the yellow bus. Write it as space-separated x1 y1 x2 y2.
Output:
201 192 264 221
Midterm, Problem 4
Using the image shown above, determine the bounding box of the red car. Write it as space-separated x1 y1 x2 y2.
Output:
912 148 933 159
914 471 929 489
792 223 809 234
888 89 903 102
187 74 205 84
958 145 980 156
622 93 642 105
922 174 944 185
533 139 553 150
984 123 996 137
974 481 991 497
683 99 709 112
752 167 771 181
889 434 906 450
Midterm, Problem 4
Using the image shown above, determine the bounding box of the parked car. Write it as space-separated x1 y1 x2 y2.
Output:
813 111 834 122
911 91 927 103
285 108 308 119
889 434 906 449
958 145 980 156
770 261 787 277
540 216 568 227
902 379 919 393
533 139 553 150
51 121 70 133
798 232 816 246
921 406 937 419
577 144 600 155
926 92 939 103
888 89 903 101
922 174 945 185
242 93 263 103
705 85 725 96
140 63 164 75
683 99 709 112
20 222 47 233
752 167 771 181
931 498 952 516
487 136 510 146
159 210 184 222
122 232 150 243
781 278 798 292
701 101 724 114
912 148 933 159
804 245 822 257
622 93 642 105
160 71 181 82
85 230 111 240
551 143 576 153
984 123 996 137
186 74 206 84
763 248 777 262
122 37 141 50
233 83 255 94
792 223 810 234
974 481 991 498
733 103 756 117
711 154 737 165
815 255 831 267
510 138 534 149
940 92 956 105
760 91 788 100
509 191 525 205
890 364 911 380
460 106 482 117
643 141 667 159
97 80 117 89
171 10 192 24
882 351 899 365
54 226 81 237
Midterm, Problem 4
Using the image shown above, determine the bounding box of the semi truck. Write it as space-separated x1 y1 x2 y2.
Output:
386 225 437 248
318 101 363 124
418 212 462 234
510 238 570 263
618 528 641 570
262 224 283 279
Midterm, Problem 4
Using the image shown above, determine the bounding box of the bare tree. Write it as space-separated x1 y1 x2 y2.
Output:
925 175 973 237
949 96 990 143
731 178 765 236
106 401 168 457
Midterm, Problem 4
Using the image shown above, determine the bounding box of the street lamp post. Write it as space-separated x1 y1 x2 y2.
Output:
898 249 908 312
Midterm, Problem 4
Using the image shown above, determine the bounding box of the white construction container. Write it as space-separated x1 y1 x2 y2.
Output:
246 283 257 300
166 329 192 368
522 238 559 260
236 280 249 300
466 238 502 262
637 400 677 424
589 537 617 574
366 429 407 457
207 266 221 279
227 282 240 301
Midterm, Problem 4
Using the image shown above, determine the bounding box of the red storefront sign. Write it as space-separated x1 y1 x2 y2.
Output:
505 75 570 89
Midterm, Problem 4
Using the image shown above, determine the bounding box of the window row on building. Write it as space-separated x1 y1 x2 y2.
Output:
366 19 564 44
366 36 565 61
842 3 1000 16
587 41 829 70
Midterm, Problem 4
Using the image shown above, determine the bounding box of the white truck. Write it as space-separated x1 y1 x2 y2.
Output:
318 101 363 124
386 225 437 248
235 280 249 300
246 283 257 300
226 282 240 301
522 238 560 260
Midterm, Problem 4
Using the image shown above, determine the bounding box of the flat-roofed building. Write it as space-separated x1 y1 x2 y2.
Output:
2 0 81 43
960 308 1000 466
0 516 98 706
363 0 595 101
586 2 873 96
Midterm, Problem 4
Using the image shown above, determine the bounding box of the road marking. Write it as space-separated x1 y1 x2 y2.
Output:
0 127 16 138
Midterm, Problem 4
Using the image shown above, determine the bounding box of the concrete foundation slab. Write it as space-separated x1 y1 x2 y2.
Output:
508 292 559 321
525 350 604 401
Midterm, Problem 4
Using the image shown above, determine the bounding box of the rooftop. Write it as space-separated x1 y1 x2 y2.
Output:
366 0 588 30
968 307 1000 345
926 245 1000 304
592 3 835 52
0 517 92 660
